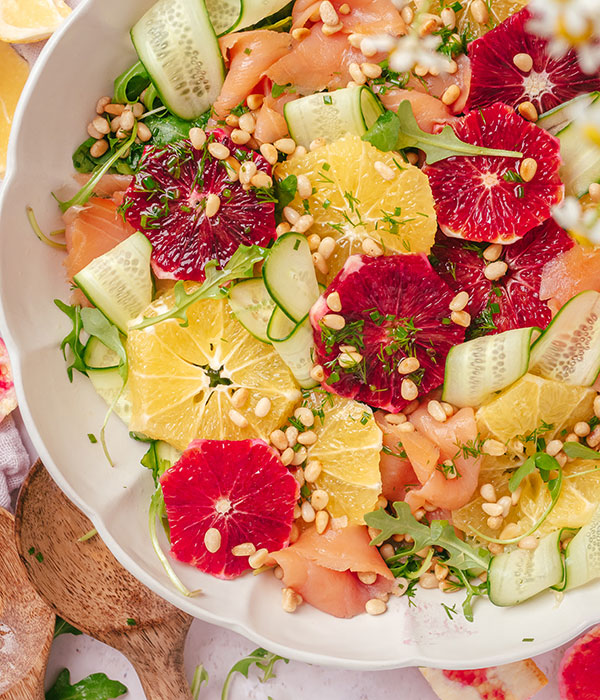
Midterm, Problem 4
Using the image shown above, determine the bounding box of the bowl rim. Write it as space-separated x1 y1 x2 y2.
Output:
1 0 599 671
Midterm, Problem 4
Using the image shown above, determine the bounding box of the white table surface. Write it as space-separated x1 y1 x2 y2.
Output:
4 6 570 696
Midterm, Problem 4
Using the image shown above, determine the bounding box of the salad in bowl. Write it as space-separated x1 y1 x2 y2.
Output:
7 0 600 667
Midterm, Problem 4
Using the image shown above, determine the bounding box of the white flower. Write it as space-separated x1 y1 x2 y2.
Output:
552 197 600 245
527 0 600 74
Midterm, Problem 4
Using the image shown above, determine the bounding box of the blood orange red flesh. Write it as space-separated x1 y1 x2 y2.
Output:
431 219 574 336
309 254 465 412
123 130 276 281
423 103 563 244
559 625 600 700
467 8 600 114
160 439 297 580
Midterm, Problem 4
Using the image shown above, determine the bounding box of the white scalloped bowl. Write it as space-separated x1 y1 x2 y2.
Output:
1 0 599 670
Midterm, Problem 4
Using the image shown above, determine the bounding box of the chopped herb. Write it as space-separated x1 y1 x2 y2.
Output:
28 546 35 555
36 552 44 563
88 433 98 444
244 47 252 55
272 82 293 98
522 637 534 642
441 602 458 620
221 648 289 700
516 185 524 198
323 95 333 105
126 618 137 626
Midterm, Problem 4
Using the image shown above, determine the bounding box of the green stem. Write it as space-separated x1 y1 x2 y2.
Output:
27 206 67 249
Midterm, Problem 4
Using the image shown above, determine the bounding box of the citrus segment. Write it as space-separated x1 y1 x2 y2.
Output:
476 374 595 445
0 43 29 177
0 0 71 42
127 292 301 451
304 392 383 524
455 0 527 41
275 133 437 280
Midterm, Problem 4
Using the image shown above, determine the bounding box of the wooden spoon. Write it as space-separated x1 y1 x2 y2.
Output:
0 507 54 700
14 460 194 700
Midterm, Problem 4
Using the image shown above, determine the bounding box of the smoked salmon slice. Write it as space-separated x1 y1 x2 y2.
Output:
540 243 600 309
380 89 454 133
271 525 394 618
375 412 418 502
291 0 406 36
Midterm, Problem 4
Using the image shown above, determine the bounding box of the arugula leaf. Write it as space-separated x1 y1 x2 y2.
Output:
53 618 83 639
509 452 559 493
131 245 268 330
221 648 289 700
363 102 523 164
55 301 87 381
143 112 210 146
365 502 490 574
46 669 127 700
141 441 173 486
191 665 209 700
80 309 128 383
113 60 150 104
274 174 298 221
563 441 600 460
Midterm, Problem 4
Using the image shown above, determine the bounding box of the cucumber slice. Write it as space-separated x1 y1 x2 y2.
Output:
487 530 564 606
284 86 384 149
205 0 241 34
237 0 292 31
529 290 600 386
263 232 320 323
228 277 275 343
131 0 225 120
565 504 600 590
83 337 120 370
268 309 318 389
156 441 182 469
556 97 600 196
87 369 132 425
442 327 535 408
537 92 598 136
74 232 153 335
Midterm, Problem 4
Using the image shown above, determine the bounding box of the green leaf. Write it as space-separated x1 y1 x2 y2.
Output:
563 441 600 460
362 110 402 152
54 301 87 382
144 112 210 147
363 101 523 164
221 648 289 700
141 441 173 486
53 618 83 639
46 669 127 700
191 665 209 700
113 61 150 104
131 244 268 330
365 502 490 574
80 309 128 384
274 174 298 221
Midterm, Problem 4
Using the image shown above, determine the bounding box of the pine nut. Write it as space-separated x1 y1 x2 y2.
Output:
368 526 381 541
232 387 249 408
292 27 311 41
442 84 461 106
385 413 407 425
280 447 294 466
285 425 299 447
294 407 314 428
301 500 316 522
360 37 378 56
225 114 239 128
293 447 308 466
513 52 533 72
480 483 497 502
487 516 503 530
322 313 345 330
401 378 419 401
574 421 591 437
546 439 563 456
319 0 339 25
248 547 269 569
488 543 504 555
270 429 288 451
90 139 109 158
229 409 248 428
131 102 144 117
339 2 351 13
205 193 221 218
398 422 416 433
588 427 600 448
238 112 256 134
397 356 420 374
116 128 129 141
91 116 110 135
311 489 329 510
251 171 273 189
451 310 471 327
315 509 330 534
427 400 447 423
401 6 414 23
518 536 539 550
482 502 503 517
204 527 221 553
282 587 302 613
326 291 342 312
470 0 489 24
441 7 456 28
361 62 382 79
208 142 230 160
276 222 290 237
310 137 327 151
274 137 296 154
298 430 318 446
304 460 323 482
347 32 364 48
518 101 538 121
289 523 300 543
362 237 383 257
500 523 520 540
105 103 125 116
307 233 321 251
374 160 396 181
231 129 251 145
594 395 600 419
238 161 257 187
556 452 568 467
137 122 152 142
441 402 454 417
349 62 367 85
484 260 508 281
446 59 458 74
497 496 512 517
255 397 272 418
589 183 600 203
483 243 502 261
482 438 507 456
260 143 278 165
419 16 439 37
297 174 312 199
310 364 325 382
338 351 363 368
380 543 395 559
449 291 469 311
283 206 300 225
293 214 314 234
96 95 111 114
232 542 256 557
87 123 103 139
188 127 207 150
120 109 135 131
365 598 387 615
419 572 439 589
565 432 579 443
358 571 377 585
511 486 522 506
519 157 537 182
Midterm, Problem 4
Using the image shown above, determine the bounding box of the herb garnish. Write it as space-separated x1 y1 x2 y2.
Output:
46 669 127 700
221 648 289 700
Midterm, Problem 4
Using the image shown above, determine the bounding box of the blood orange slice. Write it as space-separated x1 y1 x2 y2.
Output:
467 8 600 114
423 103 564 243
559 625 600 700
160 439 297 579
431 219 574 335
123 130 276 281
309 254 464 412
